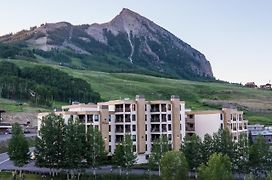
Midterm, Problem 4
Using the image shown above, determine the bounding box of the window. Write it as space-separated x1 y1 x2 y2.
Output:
145 105 147 111
145 115 147 121
109 125 111 132
168 114 171 121
133 145 136 152
87 115 93 123
168 124 172 131
132 115 136 121
145 135 147 141
109 115 111 122
132 104 136 111
132 125 136 131
109 145 111 153
145 145 148 151
161 104 166 112
168 134 172 141
94 115 99 122
132 135 136 141
220 123 223 129
220 114 223 120
145 125 147 131
189 115 193 119
168 104 171 111
109 135 111 142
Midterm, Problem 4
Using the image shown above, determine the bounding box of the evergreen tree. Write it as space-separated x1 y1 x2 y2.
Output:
198 153 233 180
213 128 235 164
161 151 189 180
8 123 30 167
249 135 270 176
182 134 203 170
201 134 214 164
233 133 249 174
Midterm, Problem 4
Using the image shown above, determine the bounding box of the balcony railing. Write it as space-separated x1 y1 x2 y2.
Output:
115 108 123 112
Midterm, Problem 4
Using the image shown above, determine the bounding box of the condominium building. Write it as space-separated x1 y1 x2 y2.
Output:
37 96 248 164
38 95 185 164
185 108 248 141
222 108 248 141
185 110 224 140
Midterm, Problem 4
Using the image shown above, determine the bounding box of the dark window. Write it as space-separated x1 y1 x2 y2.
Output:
132 135 136 141
168 124 171 131
109 135 111 142
132 125 136 131
168 114 171 121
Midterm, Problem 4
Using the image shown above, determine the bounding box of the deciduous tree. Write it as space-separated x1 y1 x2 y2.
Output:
161 151 188 180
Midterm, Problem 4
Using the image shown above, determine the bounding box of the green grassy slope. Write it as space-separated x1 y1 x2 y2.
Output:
1 58 272 124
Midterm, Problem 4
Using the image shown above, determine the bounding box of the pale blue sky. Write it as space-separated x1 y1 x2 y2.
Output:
0 0 271 85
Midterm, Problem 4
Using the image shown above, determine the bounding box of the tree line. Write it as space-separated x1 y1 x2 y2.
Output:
0 61 101 106
8 114 272 179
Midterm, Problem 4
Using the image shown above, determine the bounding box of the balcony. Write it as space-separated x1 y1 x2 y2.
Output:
125 104 131 112
115 104 123 112
161 104 167 112
185 123 195 131
151 104 160 112
87 115 93 123
115 115 124 123
151 124 160 132
125 125 131 133
116 135 123 143
162 124 167 132
151 114 160 122
78 115 85 123
116 125 124 133
151 134 160 142
125 115 131 122
162 114 167 122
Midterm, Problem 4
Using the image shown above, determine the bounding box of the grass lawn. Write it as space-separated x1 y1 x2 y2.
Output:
1 58 272 125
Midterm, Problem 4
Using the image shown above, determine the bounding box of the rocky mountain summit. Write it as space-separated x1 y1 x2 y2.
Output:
0 8 214 80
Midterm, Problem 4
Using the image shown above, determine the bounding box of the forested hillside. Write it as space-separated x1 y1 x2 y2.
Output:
0 61 100 107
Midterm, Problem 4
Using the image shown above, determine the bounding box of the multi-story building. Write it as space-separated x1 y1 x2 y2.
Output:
38 95 185 164
222 108 248 141
185 108 248 141
185 110 224 140
38 96 248 164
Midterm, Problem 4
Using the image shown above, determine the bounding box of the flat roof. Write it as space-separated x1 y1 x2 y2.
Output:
186 110 222 115
251 130 272 136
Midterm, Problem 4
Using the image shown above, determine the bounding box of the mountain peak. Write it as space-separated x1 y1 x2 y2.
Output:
0 9 214 80
119 8 139 17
